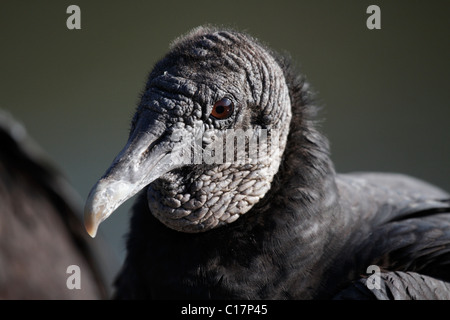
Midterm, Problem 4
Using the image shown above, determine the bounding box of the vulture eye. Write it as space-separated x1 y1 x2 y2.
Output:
210 98 234 120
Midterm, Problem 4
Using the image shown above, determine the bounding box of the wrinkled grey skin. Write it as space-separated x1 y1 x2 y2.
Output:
85 26 292 235
144 30 292 232
85 26 450 299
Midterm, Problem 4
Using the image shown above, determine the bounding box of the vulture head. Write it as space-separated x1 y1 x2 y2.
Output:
85 26 297 237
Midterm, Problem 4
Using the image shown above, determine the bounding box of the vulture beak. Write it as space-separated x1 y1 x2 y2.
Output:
84 114 185 237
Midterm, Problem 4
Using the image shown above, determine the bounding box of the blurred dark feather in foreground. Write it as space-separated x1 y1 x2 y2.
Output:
0 110 115 299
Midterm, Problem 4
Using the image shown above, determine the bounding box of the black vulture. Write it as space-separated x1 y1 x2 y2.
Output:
84 26 450 299
0 111 113 299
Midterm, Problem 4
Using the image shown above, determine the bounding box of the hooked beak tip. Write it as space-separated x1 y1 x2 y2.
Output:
84 212 99 238
83 178 142 238
83 180 111 239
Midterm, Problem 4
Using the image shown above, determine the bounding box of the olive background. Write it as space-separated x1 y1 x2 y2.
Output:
1 1 449 270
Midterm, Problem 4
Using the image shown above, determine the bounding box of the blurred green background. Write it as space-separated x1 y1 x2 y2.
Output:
1 0 449 268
